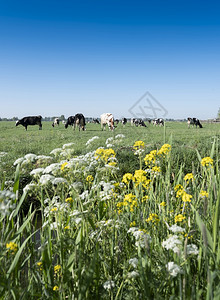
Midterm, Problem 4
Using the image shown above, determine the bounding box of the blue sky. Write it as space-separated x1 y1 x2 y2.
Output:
0 0 219 119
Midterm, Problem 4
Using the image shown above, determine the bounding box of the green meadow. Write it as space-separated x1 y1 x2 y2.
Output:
0 120 220 299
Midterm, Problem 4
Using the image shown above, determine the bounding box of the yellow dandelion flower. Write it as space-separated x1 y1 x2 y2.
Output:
53 286 59 291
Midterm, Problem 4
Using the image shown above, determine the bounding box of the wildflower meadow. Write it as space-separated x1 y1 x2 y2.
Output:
0 121 219 299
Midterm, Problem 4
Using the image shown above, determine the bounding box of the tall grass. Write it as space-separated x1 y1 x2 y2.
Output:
0 121 220 299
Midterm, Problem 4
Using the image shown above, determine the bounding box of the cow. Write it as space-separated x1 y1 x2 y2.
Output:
65 114 86 131
74 113 86 131
65 116 75 129
152 118 164 126
52 118 60 127
131 118 135 126
92 118 100 124
187 117 203 128
100 113 115 131
121 118 127 127
15 116 42 131
133 118 147 127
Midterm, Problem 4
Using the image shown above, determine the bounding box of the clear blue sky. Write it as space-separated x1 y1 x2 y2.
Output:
0 0 219 119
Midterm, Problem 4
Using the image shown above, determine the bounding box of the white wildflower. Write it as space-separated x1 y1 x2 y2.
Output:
128 271 139 279
23 183 37 194
186 244 199 255
14 157 25 166
168 224 185 233
30 168 44 176
166 262 182 277
39 174 55 185
0 152 7 158
62 143 74 149
50 148 62 156
52 178 68 185
103 280 115 290
129 258 138 268
86 136 99 146
162 235 182 253
43 163 60 175
115 134 125 139
24 153 37 161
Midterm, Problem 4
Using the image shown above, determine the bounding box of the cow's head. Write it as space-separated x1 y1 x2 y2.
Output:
15 120 20 126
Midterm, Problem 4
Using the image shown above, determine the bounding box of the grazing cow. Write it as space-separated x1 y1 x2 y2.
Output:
131 118 135 126
152 118 164 126
100 113 115 131
187 117 203 128
74 113 86 131
121 118 127 127
52 118 60 127
92 118 100 124
15 115 42 131
134 118 147 127
65 116 75 128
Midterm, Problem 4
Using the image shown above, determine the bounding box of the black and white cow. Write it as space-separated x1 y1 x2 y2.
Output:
152 118 164 126
92 118 100 124
187 117 203 128
65 114 86 131
134 118 147 127
121 118 127 126
74 113 86 131
52 118 60 127
65 116 75 129
15 116 42 130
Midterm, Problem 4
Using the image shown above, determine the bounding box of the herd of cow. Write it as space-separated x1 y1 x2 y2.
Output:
15 114 203 131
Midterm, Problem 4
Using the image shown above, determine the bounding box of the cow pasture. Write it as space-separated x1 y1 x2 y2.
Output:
0 120 220 299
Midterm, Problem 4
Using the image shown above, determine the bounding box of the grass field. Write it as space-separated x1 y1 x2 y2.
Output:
0 120 220 299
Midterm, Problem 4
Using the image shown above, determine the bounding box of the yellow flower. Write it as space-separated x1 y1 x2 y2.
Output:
174 184 184 191
54 264 61 274
51 207 58 212
133 169 150 189
6 242 18 254
144 150 157 166
142 195 149 202
65 197 73 203
53 286 59 291
175 214 186 223
200 190 209 198
146 213 159 224
151 166 161 173
184 173 194 182
122 173 133 184
157 144 171 156
201 157 213 167
95 148 116 163
37 261 43 271
182 192 192 202
64 225 70 230
130 221 136 227
160 201 166 207
61 162 68 171
86 175 94 182
108 162 117 167
133 140 145 150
